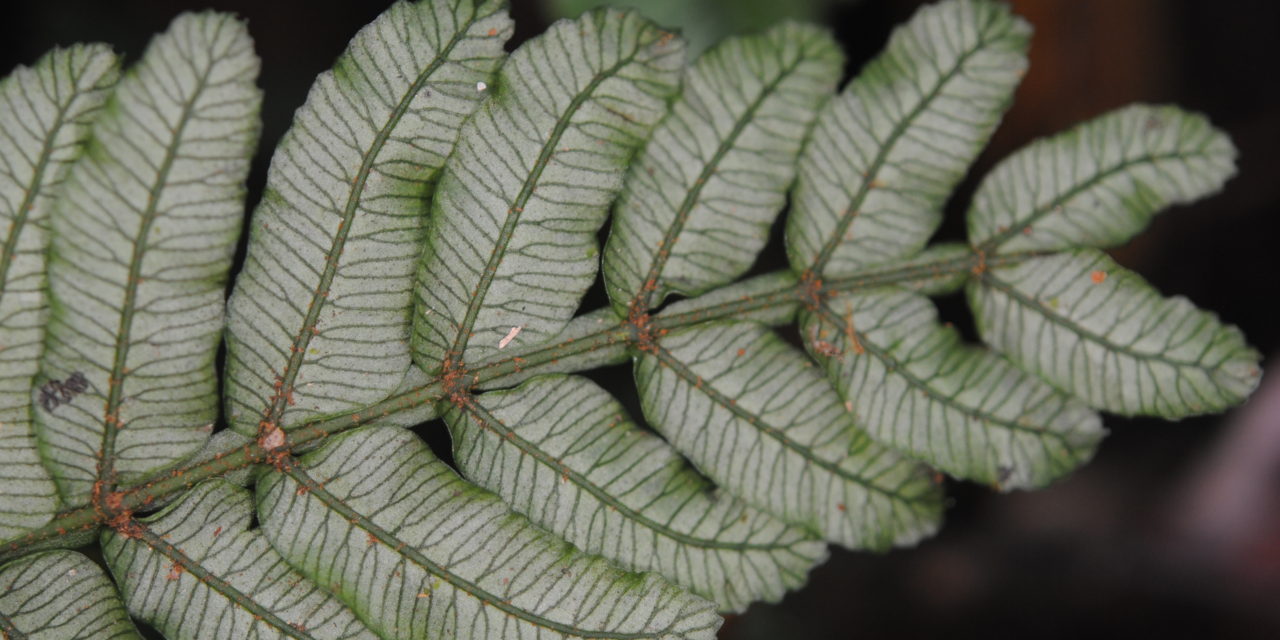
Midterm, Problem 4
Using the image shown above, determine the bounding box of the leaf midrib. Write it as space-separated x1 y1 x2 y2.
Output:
629 52 806 313
0 92 74 310
283 465 678 640
978 267 1231 371
98 61 214 494
462 401 798 552
266 12 480 428
3 250 1022 558
651 342 929 506
447 47 647 361
130 526 311 640
974 150 1221 251
809 21 992 275
813 303 1077 445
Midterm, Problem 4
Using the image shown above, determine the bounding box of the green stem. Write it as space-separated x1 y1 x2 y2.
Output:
0 249 1019 563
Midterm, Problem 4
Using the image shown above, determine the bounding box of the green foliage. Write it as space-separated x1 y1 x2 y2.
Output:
37 12 261 505
0 43 119 539
0 0 1259 637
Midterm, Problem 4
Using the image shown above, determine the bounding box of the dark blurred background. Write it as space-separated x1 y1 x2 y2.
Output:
5 1 1278 638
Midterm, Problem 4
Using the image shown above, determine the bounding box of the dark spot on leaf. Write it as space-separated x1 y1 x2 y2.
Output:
38 372 89 412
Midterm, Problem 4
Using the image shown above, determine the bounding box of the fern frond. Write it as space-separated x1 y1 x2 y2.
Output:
971 249 1259 417
787 0 1029 277
412 8 684 372
35 12 260 503
0 1 1261 637
0 44 119 538
225 0 511 436
450 374 826 611
258 427 720 639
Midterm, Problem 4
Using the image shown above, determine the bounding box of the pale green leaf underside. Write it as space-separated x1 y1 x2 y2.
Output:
603 21 841 315
654 271 800 327
877 242 977 296
35 12 261 503
412 8 684 373
450 374 826 612
362 362 440 428
257 426 720 639
0 44 119 539
156 429 254 502
802 288 1104 489
969 104 1236 253
970 249 1260 418
786 0 1029 277
0 550 140 639
473 307 631 391
0 1 1261 637
637 322 943 549
226 0 511 436
103 480 376 640
649 243 975 332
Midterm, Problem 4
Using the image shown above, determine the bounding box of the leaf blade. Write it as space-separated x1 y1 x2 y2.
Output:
450 374 827 612
0 44 119 538
225 0 511 435
786 0 1029 277
102 480 377 640
257 426 721 639
0 550 140 639
412 8 684 373
801 288 1104 489
34 13 261 502
636 321 943 549
969 105 1237 253
970 249 1261 417
603 21 841 316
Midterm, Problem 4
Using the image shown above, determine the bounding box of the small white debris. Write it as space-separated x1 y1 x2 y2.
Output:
498 325 523 349
476 81 487 92
67 568 78 577
260 425 286 450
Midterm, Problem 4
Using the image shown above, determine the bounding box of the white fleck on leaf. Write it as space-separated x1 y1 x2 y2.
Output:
497 325 522 349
